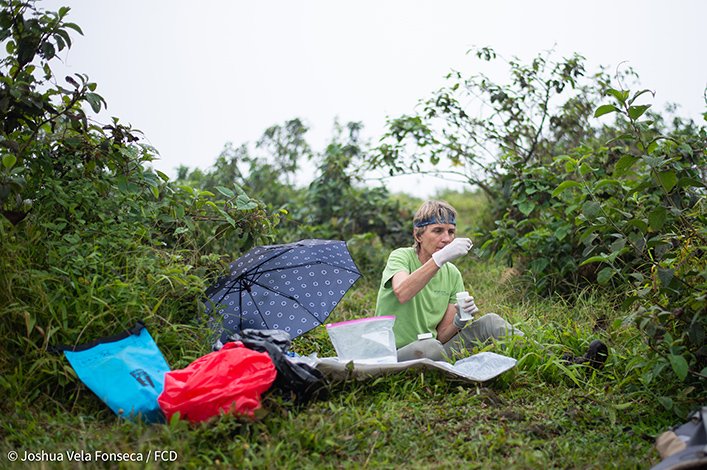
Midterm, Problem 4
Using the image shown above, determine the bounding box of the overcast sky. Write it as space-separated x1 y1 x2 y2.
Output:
39 0 707 196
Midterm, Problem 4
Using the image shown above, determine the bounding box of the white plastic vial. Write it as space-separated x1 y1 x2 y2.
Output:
456 291 472 320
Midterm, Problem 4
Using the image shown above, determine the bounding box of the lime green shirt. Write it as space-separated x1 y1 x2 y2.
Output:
375 247 465 348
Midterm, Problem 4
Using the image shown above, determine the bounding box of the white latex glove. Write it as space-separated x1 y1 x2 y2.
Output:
453 295 479 329
431 238 473 267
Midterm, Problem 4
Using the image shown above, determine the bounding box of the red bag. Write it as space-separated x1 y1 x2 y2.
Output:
158 342 276 423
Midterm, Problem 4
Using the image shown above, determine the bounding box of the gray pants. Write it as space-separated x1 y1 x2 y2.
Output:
396 313 524 362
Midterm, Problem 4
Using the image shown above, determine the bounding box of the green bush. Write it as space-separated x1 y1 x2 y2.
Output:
484 89 706 403
179 119 415 248
346 232 389 284
0 0 276 403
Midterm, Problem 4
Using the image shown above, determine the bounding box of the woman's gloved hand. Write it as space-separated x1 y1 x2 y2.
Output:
453 295 479 329
432 238 473 267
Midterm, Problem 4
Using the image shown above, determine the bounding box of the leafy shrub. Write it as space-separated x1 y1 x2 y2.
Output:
179 119 415 248
370 47 611 207
483 91 706 402
0 0 276 402
346 232 389 284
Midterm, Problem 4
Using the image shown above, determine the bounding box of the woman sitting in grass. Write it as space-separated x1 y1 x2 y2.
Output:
375 200 523 361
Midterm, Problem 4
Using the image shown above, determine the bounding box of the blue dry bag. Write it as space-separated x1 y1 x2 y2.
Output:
55 321 170 423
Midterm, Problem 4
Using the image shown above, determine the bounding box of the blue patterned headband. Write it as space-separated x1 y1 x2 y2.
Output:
413 215 456 228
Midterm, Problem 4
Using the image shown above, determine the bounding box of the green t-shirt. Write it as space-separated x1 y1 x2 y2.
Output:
375 247 465 348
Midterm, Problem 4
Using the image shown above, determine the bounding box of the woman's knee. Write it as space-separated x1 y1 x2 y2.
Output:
480 313 519 339
397 338 444 362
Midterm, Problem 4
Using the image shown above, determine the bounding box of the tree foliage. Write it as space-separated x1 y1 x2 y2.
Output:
0 0 276 399
370 47 615 200
373 46 707 403
178 119 414 248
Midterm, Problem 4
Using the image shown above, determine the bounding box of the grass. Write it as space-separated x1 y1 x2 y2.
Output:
0 191 690 469
0 256 680 469
0 373 668 469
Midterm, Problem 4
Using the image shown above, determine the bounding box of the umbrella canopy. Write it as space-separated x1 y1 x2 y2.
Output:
205 239 361 339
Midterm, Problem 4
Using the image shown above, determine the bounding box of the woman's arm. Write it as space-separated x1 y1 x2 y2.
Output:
436 303 460 343
390 259 440 304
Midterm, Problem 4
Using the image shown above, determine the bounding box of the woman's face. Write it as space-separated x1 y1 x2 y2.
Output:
416 223 456 260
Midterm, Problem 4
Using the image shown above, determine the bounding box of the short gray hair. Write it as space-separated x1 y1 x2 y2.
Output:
412 200 457 252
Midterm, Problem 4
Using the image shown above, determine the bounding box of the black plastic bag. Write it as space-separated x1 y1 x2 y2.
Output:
216 329 328 404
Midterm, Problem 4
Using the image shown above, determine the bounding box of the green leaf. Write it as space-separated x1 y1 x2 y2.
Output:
579 163 593 176
64 22 84 35
581 201 601 220
644 155 666 168
554 225 571 241
579 255 609 267
215 186 235 198
40 41 56 60
607 88 630 103
551 180 581 197
657 267 674 288
628 104 651 120
173 227 189 235
54 33 66 51
668 354 688 381
84 92 104 113
56 29 72 49
594 179 621 191
594 104 619 118
178 184 194 195
656 170 677 192
236 194 257 210
529 257 549 273
606 133 634 145
169 412 182 426
677 177 705 188
242 202 258 210
517 200 536 216
2 154 16 169
221 211 236 227
648 207 667 230
17 37 37 66
657 396 673 411
596 267 615 285
628 88 655 105
614 155 638 176
610 237 626 252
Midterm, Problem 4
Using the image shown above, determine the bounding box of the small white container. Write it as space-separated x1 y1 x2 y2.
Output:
456 291 472 321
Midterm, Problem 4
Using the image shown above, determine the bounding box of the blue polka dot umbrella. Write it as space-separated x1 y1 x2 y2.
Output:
204 239 362 340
